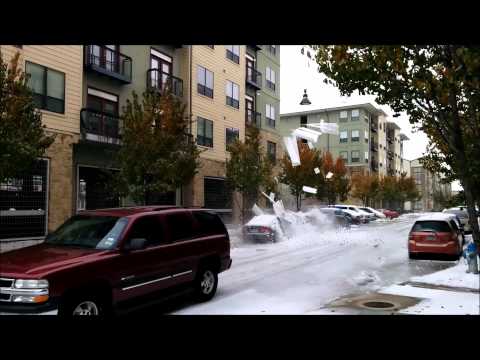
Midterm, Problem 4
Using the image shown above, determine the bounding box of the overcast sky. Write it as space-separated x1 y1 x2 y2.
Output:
279 45 461 191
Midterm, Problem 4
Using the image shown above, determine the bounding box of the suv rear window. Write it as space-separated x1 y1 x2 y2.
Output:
412 221 451 233
192 211 227 236
165 211 195 242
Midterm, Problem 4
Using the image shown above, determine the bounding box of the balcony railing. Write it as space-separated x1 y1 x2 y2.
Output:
147 69 184 97
246 110 261 128
370 139 378 152
371 123 378 132
80 108 121 145
246 66 262 89
85 45 132 83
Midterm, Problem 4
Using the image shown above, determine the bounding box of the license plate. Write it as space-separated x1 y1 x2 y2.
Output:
426 235 435 241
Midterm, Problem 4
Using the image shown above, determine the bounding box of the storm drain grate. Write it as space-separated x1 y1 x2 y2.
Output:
360 301 396 309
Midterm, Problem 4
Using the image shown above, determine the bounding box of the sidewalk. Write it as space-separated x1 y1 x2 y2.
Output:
373 261 479 315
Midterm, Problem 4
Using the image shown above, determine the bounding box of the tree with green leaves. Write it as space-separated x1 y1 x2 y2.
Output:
0 51 54 182
313 45 480 244
115 88 200 205
225 125 274 224
280 142 323 211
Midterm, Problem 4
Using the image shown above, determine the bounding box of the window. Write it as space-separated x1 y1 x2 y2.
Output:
351 151 360 163
266 104 276 127
204 177 231 209
265 67 276 91
197 117 213 147
192 211 227 236
226 80 240 108
197 65 214 98
351 109 359 120
127 215 164 247
267 141 277 164
165 212 195 242
0 178 23 192
339 110 348 122
226 45 240 64
26 62 65 113
267 45 277 55
351 130 360 142
340 131 348 143
365 151 369 163
340 151 348 162
245 97 255 124
364 129 369 142
226 128 239 149
300 115 307 128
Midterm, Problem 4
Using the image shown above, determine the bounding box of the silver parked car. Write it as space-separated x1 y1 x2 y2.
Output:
442 207 476 233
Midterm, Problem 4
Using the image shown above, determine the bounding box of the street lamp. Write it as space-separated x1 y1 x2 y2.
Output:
300 89 311 105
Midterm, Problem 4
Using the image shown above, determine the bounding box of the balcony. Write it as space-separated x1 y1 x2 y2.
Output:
371 123 378 133
85 45 132 84
246 110 261 128
80 108 121 145
147 69 184 97
370 139 378 152
371 160 378 172
246 66 262 90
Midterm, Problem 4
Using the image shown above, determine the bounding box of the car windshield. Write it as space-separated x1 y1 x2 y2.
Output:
412 221 451 233
45 215 129 249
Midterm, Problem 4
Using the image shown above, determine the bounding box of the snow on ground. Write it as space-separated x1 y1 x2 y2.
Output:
379 284 479 315
170 209 455 315
410 261 479 291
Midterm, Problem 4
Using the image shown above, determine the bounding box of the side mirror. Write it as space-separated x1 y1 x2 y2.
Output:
124 238 147 251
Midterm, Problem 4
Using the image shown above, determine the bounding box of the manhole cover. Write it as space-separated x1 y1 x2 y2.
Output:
361 301 396 310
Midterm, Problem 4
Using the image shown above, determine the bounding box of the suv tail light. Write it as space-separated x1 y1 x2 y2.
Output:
259 226 271 233
409 232 414 241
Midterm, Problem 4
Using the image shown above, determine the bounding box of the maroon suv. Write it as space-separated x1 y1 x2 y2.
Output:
0 206 232 316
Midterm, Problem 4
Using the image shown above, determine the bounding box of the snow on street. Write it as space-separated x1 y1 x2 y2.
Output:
169 214 455 314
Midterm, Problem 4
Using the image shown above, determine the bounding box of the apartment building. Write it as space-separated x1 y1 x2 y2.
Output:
411 158 452 211
0 45 83 240
279 103 409 178
76 45 250 218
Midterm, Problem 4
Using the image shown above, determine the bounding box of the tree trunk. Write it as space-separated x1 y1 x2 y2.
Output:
296 193 301 211
462 179 480 245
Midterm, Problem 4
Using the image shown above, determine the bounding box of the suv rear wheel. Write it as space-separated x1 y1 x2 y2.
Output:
194 267 218 302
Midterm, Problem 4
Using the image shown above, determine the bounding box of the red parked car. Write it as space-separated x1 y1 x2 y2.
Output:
408 213 465 260
0 206 232 316
380 209 399 219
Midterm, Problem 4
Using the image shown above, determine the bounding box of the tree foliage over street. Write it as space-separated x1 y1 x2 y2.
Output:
115 88 200 205
280 142 323 210
0 51 54 182
313 45 480 244
351 172 420 209
226 125 274 223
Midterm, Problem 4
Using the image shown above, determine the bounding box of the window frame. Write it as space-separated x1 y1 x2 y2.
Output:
197 117 214 148
225 80 240 109
267 141 277 164
339 110 348 122
351 109 360 120
265 67 276 91
351 130 360 142
197 65 214 98
225 127 240 150
226 45 240 64
26 61 65 114
339 130 348 143
351 150 360 163
265 103 276 127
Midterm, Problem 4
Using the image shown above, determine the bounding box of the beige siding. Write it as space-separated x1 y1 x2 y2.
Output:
377 115 387 176
0 45 83 135
191 45 246 163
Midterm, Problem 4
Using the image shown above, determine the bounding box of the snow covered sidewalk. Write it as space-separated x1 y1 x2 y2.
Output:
379 262 479 315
